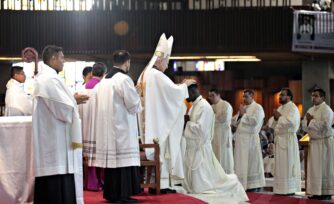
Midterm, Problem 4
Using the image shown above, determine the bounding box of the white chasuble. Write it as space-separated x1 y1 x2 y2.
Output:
138 68 188 187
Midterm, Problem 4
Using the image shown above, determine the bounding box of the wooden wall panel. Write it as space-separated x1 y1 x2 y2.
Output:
266 76 289 92
177 71 300 121
289 80 302 104
0 7 293 55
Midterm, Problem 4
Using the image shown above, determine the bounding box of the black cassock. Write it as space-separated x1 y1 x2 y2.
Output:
34 174 76 204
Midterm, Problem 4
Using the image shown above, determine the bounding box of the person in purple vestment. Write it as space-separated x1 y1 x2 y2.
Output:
85 62 107 89
82 66 93 85
85 62 107 191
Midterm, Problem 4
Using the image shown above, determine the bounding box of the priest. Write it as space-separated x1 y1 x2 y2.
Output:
302 88 334 200
208 88 234 173
33 45 83 204
232 89 265 192
95 50 142 203
78 62 107 191
76 66 92 91
85 62 107 89
5 66 32 116
183 83 248 203
269 88 301 195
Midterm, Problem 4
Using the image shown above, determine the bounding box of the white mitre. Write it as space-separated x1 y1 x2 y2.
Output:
144 33 174 72
166 35 174 63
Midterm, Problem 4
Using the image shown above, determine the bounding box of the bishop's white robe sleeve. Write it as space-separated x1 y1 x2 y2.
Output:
144 69 188 145
156 71 188 105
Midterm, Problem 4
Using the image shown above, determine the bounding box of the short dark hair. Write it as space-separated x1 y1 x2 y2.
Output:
188 83 200 100
112 50 131 65
82 66 92 77
92 62 107 77
209 88 220 95
42 45 63 65
243 89 254 96
312 88 326 98
281 87 293 100
10 66 23 78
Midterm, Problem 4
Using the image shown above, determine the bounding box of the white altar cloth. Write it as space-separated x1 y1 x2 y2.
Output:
0 116 33 204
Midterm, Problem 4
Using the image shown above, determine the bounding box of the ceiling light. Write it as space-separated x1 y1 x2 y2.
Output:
169 55 261 61
0 57 22 61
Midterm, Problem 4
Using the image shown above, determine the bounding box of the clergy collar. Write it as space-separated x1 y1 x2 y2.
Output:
113 66 126 72
192 95 203 106
105 67 126 79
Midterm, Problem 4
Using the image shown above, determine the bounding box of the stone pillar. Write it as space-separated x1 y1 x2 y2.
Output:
302 59 332 115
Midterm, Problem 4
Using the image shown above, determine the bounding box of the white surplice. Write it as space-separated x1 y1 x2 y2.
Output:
78 88 98 166
5 78 32 116
269 101 301 194
302 102 334 195
183 96 248 202
233 101 265 190
212 99 234 174
138 68 188 188
94 72 142 168
33 64 83 203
